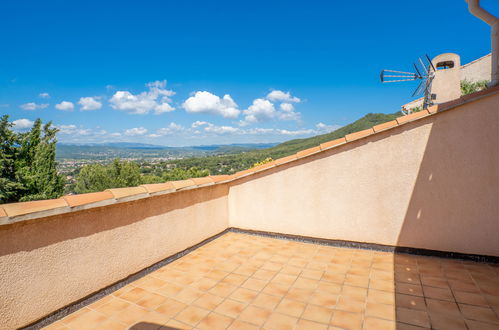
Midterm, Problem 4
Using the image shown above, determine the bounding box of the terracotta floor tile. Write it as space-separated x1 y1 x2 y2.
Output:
113 304 150 324
293 277 319 290
215 299 246 318
369 279 395 292
252 269 277 281
396 283 423 297
322 272 345 284
263 312 298 330
395 293 426 311
193 292 224 310
163 318 191 329
459 304 499 324
285 287 315 303
335 296 365 313
252 292 282 310
174 287 204 304
295 318 329 330
190 277 218 291
209 282 238 298
420 276 449 289
135 277 168 292
233 265 258 277
301 304 334 324
308 291 339 309
363 316 396 330
174 305 210 326
91 318 127 330
42 321 72 330
428 312 467 329
344 274 369 288
301 269 324 280
426 298 460 316
197 312 234 329
136 291 169 309
206 269 230 281
271 273 298 286
423 286 454 301
63 309 108 330
275 298 306 317
153 281 184 297
365 302 395 321
87 295 115 310
241 278 268 292
465 319 499 330
341 285 368 301
227 319 259 330
448 279 480 293
367 289 395 306
155 298 187 318
329 310 363 330
237 305 271 326
396 307 430 328
262 261 283 272
280 265 302 276
317 282 342 295
96 299 132 316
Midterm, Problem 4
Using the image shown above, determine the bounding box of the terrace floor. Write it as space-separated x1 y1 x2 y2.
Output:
43 232 499 330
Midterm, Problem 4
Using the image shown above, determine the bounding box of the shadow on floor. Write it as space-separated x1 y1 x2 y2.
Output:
129 322 179 330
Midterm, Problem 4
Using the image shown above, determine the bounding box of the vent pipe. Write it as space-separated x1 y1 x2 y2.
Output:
465 0 499 86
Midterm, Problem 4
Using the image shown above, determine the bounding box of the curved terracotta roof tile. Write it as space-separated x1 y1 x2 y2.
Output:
63 191 115 207
373 120 398 133
209 175 232 183
296 146 321 159
396 110 430 124
190 177 214 186
106 187 148 199
345 128 375 142
233 168 255 178
170 179 196 190
252 161 277 172
2 198 68 217
140 182 176 194
320 137 346 150
275 154 298 165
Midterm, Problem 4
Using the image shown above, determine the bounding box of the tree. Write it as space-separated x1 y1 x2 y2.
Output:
461 79 489 95
0 116 64 203
74 159 142 193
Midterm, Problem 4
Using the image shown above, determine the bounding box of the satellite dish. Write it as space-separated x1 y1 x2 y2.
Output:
380 55 436 112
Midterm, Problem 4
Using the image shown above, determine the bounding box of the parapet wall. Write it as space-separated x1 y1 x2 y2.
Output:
228 91 499 257
0 87 497 329
0 185 229 329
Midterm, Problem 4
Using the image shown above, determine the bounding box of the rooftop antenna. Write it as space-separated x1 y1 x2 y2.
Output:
380 55 436 113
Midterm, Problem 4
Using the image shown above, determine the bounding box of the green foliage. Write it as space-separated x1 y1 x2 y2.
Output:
0 115 64 203
74 159 210 193
252 157 274 168
165 112 400 174
162 167 209 181
74 159 142 193
461 79 489 95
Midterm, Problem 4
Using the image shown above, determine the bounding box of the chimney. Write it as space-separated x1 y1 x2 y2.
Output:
465 0 499 86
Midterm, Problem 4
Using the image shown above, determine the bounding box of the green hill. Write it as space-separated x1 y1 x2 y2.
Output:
168 112 400 174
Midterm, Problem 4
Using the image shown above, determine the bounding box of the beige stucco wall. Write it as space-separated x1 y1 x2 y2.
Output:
229 93 499 257
0 185 229 329
461 53 492 82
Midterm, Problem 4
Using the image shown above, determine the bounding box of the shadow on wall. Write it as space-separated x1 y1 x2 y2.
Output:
396 95 499 256
391 95 499 328
0 184 228 257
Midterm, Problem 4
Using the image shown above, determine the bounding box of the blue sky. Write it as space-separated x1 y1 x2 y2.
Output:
1 0 496 146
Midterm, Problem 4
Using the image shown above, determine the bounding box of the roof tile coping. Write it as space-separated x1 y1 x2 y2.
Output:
189 176 215 186
170 179 196 190
296 146 321 159
320 137 347 151
140 182 176 195
345 128 375 142
63 191 115 207
1 86 497 224
1 198 70 224
105 186 149 201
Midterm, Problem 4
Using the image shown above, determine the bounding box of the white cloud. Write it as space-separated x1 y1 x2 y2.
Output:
191 120 209 128
78 97 102 111
39 92 50 99
204 124 240 134
182 91 240 118
280 103 294 112
124 127 148 136
315 122 342 133
55 101 74 111
12 118 34 130
19 102 48 111
266 90 301 103
240 98 276 125
109 80 175 115
57 124 92 136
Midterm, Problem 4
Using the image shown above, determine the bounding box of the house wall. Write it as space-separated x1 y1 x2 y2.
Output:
228 93 499 257
0 185 229 329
